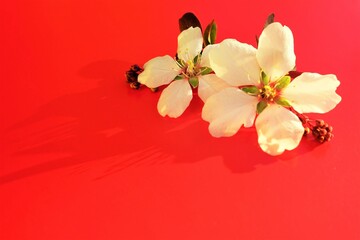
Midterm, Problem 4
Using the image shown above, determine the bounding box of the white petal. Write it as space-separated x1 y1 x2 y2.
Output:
202 88 258 137
209 39 261 86
177 27 203 62
255 105 304 156
198 74 230 102
138 55 181 88
281 72 341 113
157 80 193 118
257 22 296 81
200 44 217 68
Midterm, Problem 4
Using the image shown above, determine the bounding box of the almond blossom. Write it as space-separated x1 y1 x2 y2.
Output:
138 27 228 118
202 22 341 155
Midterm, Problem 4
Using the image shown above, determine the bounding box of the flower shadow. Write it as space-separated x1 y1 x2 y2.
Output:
1 60 317 184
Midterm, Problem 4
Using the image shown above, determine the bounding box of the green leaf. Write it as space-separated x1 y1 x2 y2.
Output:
264 13 275 29
257 101 268 114
242 86 259 95
275 76 291 90
200 67 213 75
174 75 184 80
203 20 217 46
179 12 202 32
176 59 185 67
261 71 269 85
275 97 292 107
193 55 199 64
189 77 199 88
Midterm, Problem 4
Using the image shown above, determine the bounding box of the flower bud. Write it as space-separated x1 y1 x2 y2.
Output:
311 119 334 143
316 119 325 127
125 64 144 90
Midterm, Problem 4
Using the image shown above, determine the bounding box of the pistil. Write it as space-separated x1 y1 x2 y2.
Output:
259 85 277 102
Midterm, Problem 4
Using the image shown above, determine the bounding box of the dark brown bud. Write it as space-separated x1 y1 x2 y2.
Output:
325 132 333 141
311 120 334 143
129 82 141 89
312 129 320 137
326 126 333 132
130 64 142 72
316 119 325 127
125 64 144 90
293 110 335 144
320 128 327 136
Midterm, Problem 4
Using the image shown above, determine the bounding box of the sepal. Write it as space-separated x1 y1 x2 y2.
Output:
189 77 199 88
204 20 217 46
257 100 268 114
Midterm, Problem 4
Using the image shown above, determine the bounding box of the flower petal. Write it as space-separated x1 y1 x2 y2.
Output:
202 88 258 137
208 39 261 86
257 22 296 81
198 74 230 102
281 72 341 113
177 27 203 62
200 44 217 68
157 80 193 118
255 104 304 156
138 55 181 88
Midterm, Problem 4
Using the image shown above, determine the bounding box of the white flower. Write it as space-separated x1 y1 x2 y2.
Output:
202 22 342 156
138 27 229 118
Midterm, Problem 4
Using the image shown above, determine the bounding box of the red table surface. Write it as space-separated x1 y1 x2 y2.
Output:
1 1 359 239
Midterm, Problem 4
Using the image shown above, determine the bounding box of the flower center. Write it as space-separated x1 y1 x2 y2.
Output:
185 60 198 77
176 54 205 79
259 85 277 102
174 55 213 89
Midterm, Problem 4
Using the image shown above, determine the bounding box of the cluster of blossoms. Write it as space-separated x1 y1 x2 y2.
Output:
125 64 143 89
126 13 341 156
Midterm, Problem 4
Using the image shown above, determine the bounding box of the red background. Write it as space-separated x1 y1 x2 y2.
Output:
1 1 360 239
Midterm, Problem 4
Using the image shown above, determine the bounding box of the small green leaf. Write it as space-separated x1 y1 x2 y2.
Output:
203 20 217 46
193 55 199 64
264 13 275 29
179 12 202 32
200 67 213 75
176 59 185 67
257 101 268 114
275 97 292 107
174 75 184 80
261 71 269 85
275 76 291 90
189 77 199 88
242 86 259 95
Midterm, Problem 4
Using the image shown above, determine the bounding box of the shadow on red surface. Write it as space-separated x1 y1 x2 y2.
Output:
1 60 319 184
